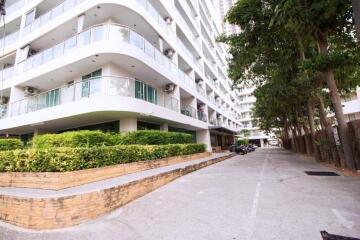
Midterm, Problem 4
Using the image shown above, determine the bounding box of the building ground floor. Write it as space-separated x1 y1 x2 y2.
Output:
1 116 236 152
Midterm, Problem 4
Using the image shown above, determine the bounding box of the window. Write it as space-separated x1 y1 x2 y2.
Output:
81 69 102 97
46 89 60 107
135 80 157 104
25 9 35 26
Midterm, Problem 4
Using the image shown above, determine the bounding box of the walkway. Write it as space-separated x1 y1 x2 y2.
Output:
1 148 360 239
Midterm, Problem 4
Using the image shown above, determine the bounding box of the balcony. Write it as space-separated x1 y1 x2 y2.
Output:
197 110 207 122
136 0 174 38
0 104 8 119
3 0 25 18
196 85 205 97
177 70 196 92
8 76 179 118
22 0 85 36
0 66 15 84
181 105 196 119
0 31 19 49
17 23 178 75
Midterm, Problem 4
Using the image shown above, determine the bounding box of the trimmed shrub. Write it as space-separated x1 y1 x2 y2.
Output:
32 130 114 148
0 144 206 172
0 139 23 151
31 130 194 148
118 130 194 145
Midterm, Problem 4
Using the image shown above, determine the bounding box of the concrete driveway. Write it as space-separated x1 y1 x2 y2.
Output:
1 148 360 240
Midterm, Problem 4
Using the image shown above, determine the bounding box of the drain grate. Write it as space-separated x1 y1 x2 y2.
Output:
321 231 360 240
305 171 339 176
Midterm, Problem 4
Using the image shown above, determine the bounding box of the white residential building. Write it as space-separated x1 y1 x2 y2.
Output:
0 0 243 151
219 0 240 34
219 0 270 146
236 86 270 146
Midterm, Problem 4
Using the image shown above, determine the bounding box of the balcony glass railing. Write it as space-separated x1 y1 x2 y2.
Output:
196 85 205 97
209 117 217 125
175 8 201 49
136 0 174 37
177 69 196 91
181 105 196 119
17 23 178 76
0 66 15 82
179 0 199 28
4 0 25 16
197 111 207 122
0 104 8 119
9 76 179 117
22 0 85 36
0 31 19 49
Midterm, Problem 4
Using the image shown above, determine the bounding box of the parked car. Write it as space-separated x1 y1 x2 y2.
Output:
229 144 247 155
268 139 280 146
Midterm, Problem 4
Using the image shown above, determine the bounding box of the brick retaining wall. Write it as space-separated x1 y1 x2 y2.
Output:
0 152 210 190
0 153 234 230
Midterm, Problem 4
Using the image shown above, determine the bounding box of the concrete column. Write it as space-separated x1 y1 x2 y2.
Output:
160 123 169 132
158 37 164 52
119 118 137 132
260 139 264 148
196 129 212 152
77 14 85 33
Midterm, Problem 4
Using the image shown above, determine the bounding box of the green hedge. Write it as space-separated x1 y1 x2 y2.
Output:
0 144 206 172
32 130 114 148
32 130 194 148
0 139 23 151
117 130 194 145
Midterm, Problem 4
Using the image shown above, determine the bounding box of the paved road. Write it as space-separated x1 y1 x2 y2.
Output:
1 148 360 240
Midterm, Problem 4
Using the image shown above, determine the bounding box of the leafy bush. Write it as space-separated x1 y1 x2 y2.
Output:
32 130 194 148
0 144 206 172
118 130 194 145
0 139 23 151
32 130 114 148
236 139 249 145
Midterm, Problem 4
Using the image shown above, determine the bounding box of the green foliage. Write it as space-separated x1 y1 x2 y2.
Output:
118 130 194 145
0 139 23 151
0 144 206 172
32 130 112 148
237 139 249 145
32 130 194 148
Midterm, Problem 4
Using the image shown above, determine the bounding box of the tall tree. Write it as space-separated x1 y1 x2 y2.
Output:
272 0 357 169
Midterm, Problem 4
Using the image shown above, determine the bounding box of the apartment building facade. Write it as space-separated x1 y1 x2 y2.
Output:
0 0 243 150
219 0 240 35
219 0 270 146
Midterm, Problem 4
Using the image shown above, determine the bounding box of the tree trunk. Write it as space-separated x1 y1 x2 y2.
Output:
302 124 312 155
316 32 355 170
291 126 299 152
307 99 321 161
318 94 341 167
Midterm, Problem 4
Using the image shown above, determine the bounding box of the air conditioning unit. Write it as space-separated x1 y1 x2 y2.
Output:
28 49 38 57
24 86 38 96
164 49 175 58
196 79 204 86
164 17 173 25
164 83 176 93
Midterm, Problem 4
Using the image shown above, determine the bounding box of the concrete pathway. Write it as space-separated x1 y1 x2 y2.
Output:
1 148 360 240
